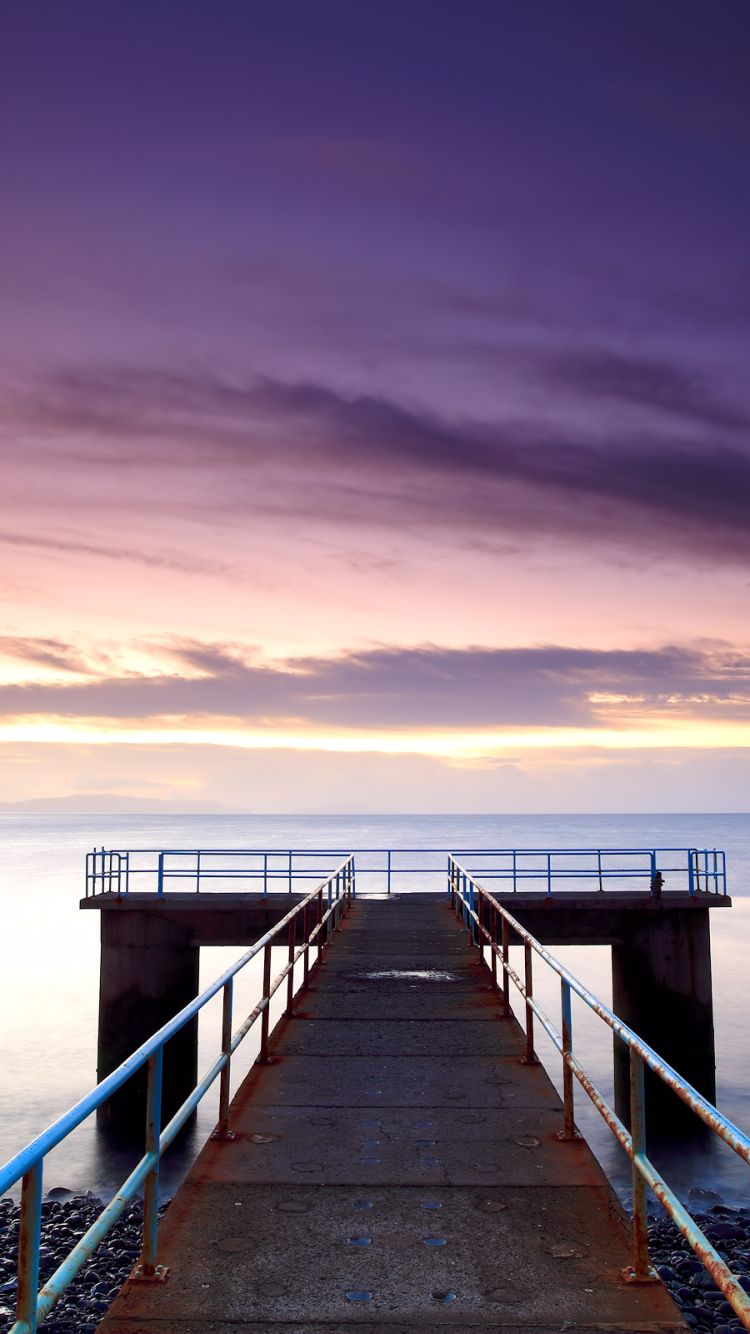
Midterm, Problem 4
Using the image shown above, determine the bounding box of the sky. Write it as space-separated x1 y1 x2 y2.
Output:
1 1 750 812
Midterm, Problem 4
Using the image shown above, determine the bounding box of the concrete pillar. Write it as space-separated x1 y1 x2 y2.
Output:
612 908 715 1138
96 910 199 1135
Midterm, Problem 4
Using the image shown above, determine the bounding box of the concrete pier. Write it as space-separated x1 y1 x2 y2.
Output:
83 894 307 1131
98 894 683 1333
85 888 729 1137
611 906 716 1136
479 891 727 1137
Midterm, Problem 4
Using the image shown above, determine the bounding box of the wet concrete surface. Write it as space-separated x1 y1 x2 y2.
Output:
99 892 687 1332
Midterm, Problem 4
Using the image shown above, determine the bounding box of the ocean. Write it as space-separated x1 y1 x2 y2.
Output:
1 811 749 1209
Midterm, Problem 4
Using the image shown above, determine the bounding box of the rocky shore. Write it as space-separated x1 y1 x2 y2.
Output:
0 1193 168 1334
647 1204 750 1333
3 1191 750 1332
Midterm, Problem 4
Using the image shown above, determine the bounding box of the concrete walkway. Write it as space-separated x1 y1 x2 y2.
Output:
99 893 685 1333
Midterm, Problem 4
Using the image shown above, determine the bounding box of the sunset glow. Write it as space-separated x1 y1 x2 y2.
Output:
1 4 749 811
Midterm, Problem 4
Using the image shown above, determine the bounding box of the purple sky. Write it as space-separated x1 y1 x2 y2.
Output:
1 2 749 811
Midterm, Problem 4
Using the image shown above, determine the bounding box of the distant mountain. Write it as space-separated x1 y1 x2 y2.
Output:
0 793 246 814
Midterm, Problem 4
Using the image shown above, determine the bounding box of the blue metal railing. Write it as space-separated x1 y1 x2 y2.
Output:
0 857 355 1334
85 844 727 897
448 857 750 1330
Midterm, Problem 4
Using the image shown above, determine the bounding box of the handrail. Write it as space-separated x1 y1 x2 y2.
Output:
1 856 356 1334
85 844 727 897
448 856 750 1331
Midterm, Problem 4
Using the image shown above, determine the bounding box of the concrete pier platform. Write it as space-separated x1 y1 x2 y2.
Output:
98 894 686 1333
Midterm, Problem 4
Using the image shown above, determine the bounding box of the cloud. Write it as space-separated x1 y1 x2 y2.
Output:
0 530 242 580
0 635 91 674
3 360 750 565
544 351 749 431
0 638 749 730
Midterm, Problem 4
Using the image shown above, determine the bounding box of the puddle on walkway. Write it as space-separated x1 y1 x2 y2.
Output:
362 970 458 981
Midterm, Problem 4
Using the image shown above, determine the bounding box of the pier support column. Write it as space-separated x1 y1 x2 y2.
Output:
96 910 199 1134
612 907 715 1138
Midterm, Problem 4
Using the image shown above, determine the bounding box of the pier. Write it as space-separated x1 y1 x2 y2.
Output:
97 890 682 1332
82 844 728 1137
4 843 750 1333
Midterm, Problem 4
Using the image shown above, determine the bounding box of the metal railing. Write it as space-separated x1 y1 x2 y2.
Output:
448 856 750 1329
85 844 727 897
0 857 355 1334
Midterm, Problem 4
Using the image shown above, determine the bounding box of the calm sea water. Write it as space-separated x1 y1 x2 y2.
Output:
1 812 749 1207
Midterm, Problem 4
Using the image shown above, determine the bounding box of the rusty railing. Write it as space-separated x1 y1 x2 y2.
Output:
0 857 355 1334
449 855 750 1331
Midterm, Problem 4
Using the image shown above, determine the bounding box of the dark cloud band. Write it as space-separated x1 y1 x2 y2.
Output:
4 361 750 564
0 639 748 728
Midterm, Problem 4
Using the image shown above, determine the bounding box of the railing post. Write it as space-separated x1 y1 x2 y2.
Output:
335 874 341 930
17 1159 42 1334
387 849 391 896
264 853 268 897
303 902 310 987
215 980 233 1139
260 942 272 1061
157 851 164 898
469 879 475 943
288 850 292 894
559 979 576 1139
490 904 498 988
327 879 333 943
502 917 510 1016
141 1047 163 1276
286 915 296 1014
522 941 538 1064
629 1048 651 1280
688 849 695 896
317 888 323 962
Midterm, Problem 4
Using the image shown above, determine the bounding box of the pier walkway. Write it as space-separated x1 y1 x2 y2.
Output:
99 893 683 1333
